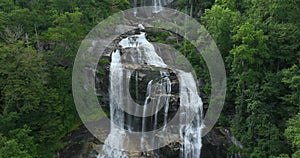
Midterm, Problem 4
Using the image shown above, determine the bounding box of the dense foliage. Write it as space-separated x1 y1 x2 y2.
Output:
200 0 300 157
0 0 299 157
0 0 130 157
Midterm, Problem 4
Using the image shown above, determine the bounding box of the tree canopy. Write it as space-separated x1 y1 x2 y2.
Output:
0 0 299 157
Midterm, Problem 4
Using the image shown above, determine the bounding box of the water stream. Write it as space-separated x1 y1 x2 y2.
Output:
98 27 203 157
133 0 172 14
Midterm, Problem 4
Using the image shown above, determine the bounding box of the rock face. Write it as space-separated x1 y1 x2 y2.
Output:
59 125 243 158
59 125 98 158
70 14 237 157
62 34 242 157
201 128 243 158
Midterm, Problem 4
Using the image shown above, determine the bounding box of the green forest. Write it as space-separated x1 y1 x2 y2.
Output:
0 0 299 157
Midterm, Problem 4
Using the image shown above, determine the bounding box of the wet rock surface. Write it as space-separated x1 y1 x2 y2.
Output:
59 125 242 158
72 22 234 157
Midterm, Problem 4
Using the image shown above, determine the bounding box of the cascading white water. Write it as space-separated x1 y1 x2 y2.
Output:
178 70 203 158
98 50 128 158
153 0 163 13
99 27 203 158
161 71 171 132
141 80 153 151
133 0 170 14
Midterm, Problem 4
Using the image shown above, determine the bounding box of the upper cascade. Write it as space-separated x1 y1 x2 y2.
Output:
119 31 167 68
132 0 173 14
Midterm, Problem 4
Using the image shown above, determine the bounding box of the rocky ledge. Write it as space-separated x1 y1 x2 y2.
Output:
59 124 243 158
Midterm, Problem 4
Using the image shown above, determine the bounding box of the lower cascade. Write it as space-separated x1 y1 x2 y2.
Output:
98 27 203 158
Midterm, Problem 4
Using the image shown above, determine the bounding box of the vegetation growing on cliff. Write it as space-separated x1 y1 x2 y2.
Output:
0 0 299 157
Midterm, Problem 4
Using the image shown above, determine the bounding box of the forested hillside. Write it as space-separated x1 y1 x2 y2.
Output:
201 1 300 157
0 0 299 157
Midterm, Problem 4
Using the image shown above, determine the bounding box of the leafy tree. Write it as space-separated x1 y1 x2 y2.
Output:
0 38 79 156
202 5 240 55
0 126 37 158
0 0 299 157
285 113 300 157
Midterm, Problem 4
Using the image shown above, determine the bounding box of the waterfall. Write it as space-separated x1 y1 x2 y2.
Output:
153 0 163 13
161 71 171 132
178 71 203 158
141 79 155 152
132 0 171 14
98 50 129 158
99 26 203 158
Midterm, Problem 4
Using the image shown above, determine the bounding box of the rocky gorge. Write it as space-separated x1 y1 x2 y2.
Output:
68 1 241 157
